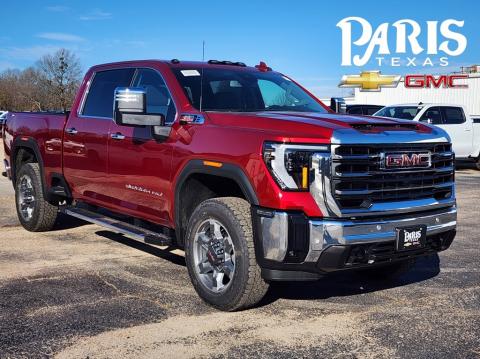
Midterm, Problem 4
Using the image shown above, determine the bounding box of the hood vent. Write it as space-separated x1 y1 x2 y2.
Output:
350 123 420 132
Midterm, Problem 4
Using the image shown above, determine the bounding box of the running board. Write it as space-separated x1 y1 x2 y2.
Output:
62 207 172 247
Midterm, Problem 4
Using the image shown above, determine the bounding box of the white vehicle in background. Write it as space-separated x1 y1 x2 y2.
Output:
374 104 480 169
0 111 8 131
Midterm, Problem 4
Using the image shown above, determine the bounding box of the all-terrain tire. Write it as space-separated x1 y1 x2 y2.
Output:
185 197 269 311
15 163 58 231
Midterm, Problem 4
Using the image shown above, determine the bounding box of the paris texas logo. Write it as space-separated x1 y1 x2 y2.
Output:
336 17 468 91
336 17 467 67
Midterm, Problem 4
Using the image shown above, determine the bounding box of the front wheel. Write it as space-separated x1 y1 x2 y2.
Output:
475 157 480 170
185 197 269 311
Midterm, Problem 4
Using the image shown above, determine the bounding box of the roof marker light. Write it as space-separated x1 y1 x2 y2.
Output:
255 61 271 72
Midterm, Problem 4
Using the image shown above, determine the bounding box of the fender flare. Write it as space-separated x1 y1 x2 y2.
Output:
11 137 50 199
174 159 259 245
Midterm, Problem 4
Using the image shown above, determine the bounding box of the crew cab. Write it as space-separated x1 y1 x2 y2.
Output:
374 103 480 169
2 60 457 311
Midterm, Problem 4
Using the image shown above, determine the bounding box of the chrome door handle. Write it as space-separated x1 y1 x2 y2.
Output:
66 127 78 135
110 132 125 140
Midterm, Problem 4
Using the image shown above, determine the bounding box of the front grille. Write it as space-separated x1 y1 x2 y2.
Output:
332 143 454 210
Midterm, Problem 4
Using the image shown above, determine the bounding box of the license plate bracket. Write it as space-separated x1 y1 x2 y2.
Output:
396 225 427 251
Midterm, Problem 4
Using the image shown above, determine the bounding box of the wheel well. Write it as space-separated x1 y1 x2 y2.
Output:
14 147 38 179
176 173 247 246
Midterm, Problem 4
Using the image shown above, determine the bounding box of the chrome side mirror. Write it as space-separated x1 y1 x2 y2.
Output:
114 87 164 127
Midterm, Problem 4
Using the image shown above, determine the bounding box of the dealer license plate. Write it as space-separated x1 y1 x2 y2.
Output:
396 225 427 251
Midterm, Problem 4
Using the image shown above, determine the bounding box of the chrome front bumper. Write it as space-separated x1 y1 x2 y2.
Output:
305 207 457 262
257 207 457 263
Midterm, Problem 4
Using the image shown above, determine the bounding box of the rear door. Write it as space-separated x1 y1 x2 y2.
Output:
106 68 176 225
420 106 473 158
63 68 135 206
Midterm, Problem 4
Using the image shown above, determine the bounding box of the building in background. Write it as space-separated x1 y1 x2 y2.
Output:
324 66 480 116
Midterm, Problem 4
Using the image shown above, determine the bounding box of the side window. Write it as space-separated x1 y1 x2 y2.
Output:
82 68 135 118
442 107 465 124
420 107 443 124
132 68 176 125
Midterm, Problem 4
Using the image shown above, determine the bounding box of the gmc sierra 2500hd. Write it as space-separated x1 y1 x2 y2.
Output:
2 59 457 311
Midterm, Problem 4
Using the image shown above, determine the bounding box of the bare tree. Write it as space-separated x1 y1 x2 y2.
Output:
0 69 21 110
18 67 48 111
36 48 82 111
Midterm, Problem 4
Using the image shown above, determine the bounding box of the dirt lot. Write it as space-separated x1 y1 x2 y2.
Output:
0 142 479 359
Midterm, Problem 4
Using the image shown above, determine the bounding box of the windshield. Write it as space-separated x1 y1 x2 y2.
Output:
374 106 421 120
172 67 328 113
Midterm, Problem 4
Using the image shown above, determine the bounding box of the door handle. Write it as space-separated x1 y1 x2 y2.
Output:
66 127 78 135
110 132 125 140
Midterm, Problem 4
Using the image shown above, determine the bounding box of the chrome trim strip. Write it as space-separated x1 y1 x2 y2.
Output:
305 207 457 262
334 182 454 196
310 152 342 217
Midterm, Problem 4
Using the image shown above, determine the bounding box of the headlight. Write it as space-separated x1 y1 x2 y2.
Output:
263 142 330 191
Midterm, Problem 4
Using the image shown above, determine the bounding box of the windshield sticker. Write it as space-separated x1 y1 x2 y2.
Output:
181 70 201 77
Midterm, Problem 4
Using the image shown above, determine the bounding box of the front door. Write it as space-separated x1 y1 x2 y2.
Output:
63 68 136 207
107 68 177 226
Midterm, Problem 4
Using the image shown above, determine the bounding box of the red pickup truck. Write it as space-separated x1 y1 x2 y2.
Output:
2 59 457 311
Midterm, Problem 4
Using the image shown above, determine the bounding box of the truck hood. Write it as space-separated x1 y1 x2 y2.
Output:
205 111 429 140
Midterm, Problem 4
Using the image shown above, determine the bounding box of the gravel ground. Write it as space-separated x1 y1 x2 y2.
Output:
0 141 479 359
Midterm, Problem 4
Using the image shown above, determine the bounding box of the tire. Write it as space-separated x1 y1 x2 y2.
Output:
475 158 480 170
185 197 269 311
357 259 416 280
15 163 58 232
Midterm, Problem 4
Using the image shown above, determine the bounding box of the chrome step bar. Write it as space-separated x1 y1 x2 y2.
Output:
62 206 172 247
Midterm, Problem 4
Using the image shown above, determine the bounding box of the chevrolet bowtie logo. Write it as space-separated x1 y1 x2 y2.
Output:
339 71 401 92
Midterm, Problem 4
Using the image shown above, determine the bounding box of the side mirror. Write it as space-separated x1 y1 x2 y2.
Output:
114 87 164 127
330 97 346 114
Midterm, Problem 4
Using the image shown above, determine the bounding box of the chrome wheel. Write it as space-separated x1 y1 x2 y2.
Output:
17 175 36 221
193 218 235 293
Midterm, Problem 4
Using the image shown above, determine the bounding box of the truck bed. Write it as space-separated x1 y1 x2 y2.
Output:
3 111 68 188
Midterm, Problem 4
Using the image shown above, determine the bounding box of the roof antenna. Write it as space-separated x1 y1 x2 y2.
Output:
199 40 205 112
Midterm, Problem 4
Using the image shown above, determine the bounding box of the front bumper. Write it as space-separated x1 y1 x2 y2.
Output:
252 206 457 280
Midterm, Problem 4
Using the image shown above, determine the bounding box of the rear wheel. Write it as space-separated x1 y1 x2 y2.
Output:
15 163 58 231
185 197 269 311
475 157 480 170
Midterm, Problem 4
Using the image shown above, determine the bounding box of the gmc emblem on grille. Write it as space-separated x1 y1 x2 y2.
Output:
382 152 431 169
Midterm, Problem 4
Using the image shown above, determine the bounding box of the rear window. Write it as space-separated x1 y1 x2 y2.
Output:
82 68 135 118
442 107 465 124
